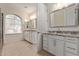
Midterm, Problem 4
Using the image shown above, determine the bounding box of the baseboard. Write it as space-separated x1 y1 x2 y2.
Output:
23 39 33 44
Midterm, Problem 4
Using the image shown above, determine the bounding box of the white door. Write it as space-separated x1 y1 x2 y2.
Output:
56 39 64 56
31 32 34 44
48 35 56 55
31 32 37 44
43 35 48 51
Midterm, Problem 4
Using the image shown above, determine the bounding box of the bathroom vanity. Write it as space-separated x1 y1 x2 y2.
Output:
42 31 79 56
42 4 79 56
23 29 37 44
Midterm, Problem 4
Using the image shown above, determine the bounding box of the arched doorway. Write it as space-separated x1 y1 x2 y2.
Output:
4 14 22 44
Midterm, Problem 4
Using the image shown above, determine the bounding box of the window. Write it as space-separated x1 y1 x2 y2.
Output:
5 14 22 34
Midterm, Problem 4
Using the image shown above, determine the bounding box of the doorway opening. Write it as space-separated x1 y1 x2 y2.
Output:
4 14 22 44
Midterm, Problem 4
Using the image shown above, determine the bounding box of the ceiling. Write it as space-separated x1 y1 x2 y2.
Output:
0 3 37 16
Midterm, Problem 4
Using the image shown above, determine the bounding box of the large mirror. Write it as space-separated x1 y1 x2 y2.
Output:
26 18 37 29
49 3 79 27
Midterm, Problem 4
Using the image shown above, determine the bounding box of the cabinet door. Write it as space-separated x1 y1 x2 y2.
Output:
43 35 48 51
29 32 32 43
48 35 56 55
56 39 64 56
64 4 78 26
31 32 34 44
31 32 37 44
24 31 30 42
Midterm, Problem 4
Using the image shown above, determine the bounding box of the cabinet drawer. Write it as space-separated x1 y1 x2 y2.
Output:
65 42 78 54
65 37 78 43
65 52 77 56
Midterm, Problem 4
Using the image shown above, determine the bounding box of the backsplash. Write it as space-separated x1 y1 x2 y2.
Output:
47 31 79 38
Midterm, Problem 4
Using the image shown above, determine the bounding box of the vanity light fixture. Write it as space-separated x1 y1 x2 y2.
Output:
24 19 29 22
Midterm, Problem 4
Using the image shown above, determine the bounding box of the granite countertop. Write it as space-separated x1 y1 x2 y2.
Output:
43 31 79 38
24 29 37 31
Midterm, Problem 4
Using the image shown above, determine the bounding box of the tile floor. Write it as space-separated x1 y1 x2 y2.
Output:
1 40 51 56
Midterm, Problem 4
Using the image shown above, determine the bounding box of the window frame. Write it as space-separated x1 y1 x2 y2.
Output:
4 14 22 34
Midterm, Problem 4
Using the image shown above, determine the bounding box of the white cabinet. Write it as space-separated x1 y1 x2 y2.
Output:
24 31 37 43
56 37 64 56
43 35 49 51
43 34 79 56
43 35 57 55
29 32 32 43
64 37 79 56
31 32 37 44
43 35 64 56
24 31 30 42
24 31 33 43
48 35 56 55
65 42 78 55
